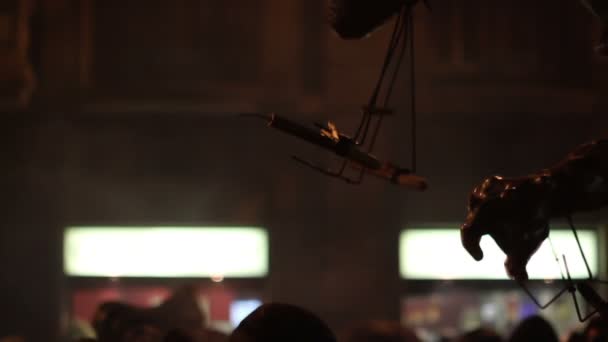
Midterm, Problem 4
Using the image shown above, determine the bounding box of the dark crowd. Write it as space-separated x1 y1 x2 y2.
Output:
3 287 605 342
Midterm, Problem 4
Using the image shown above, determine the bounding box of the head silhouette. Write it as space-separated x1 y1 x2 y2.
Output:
584 316 608 342
229 303 336 342
343 320 421 342
508 315 558 342
457 327 502 342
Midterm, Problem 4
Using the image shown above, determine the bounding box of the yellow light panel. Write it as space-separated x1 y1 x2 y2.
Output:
64 227 269 278
400 229 597 280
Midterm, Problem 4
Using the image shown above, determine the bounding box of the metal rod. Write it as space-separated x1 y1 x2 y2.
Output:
568 216 593 279
519 282 569 309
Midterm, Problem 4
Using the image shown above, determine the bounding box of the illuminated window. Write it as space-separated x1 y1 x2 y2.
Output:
64 227 269 278
399 229 597 280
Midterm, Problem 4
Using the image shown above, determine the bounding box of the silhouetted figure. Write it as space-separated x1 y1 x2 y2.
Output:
507 315 558 342
456 327 502 342
566 331 585 342
229 303 337 342
342 320 421 342
163 329 192 342
583 317 608 342
92 286 206 342
92 301 149 341
163 328 228 342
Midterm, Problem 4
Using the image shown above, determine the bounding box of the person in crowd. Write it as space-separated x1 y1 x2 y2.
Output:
163 327 228 342
507 315 558 342
91 285 214 342
229 303 337 342
341 320 421 342
456 327 502 342
583 316 608 342
566 330 585 342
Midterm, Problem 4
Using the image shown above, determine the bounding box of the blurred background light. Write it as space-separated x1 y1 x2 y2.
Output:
64 226 269 278
229 299 262 328
400 229 598 280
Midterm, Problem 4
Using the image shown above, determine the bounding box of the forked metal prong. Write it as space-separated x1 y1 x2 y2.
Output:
567 216 594 280
291 156 364 185
518 281 569 310
563 254 602 322
572 292 599 322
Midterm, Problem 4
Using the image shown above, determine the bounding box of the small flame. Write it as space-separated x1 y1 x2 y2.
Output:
321 121 340 142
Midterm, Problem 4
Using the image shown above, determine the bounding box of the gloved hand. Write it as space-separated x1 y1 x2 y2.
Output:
461 139 608 282
461 175 551 282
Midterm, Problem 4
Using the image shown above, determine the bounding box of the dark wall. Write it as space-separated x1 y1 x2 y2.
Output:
1 118 63 340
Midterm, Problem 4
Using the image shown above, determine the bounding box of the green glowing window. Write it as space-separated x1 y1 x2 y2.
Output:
399 229 597 280
64 227 269 278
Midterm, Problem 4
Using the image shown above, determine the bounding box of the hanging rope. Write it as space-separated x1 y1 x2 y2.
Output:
351 2 419 175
